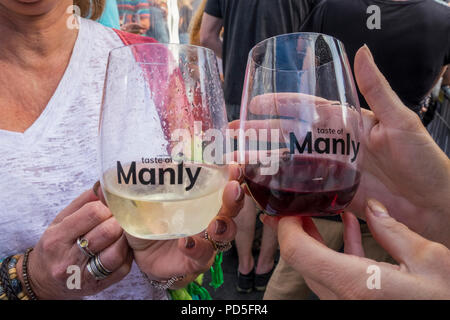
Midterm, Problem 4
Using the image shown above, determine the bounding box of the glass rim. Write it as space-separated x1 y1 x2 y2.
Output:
248 32 346 72
108 42 217 61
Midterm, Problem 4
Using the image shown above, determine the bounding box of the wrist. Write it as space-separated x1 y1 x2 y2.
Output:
21 250 48 300
15 255 25 290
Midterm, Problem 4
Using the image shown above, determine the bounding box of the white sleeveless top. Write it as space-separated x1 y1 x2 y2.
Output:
0 18 168 300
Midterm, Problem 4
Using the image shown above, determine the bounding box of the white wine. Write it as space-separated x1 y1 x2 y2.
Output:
102 162 228 240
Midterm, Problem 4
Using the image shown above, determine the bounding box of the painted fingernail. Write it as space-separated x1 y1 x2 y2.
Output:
235 184 244 202
259 214 266 224
215 219 227 235
185 237 195 249
93 181 100 198
237 167 243 180
368 199 389 218
363 44 374 61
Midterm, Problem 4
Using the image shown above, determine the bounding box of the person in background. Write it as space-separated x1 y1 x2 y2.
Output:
300 0 450 116
145 0 170 42
189 1 224 81
188 0 207 45
98 0 120 29
200 0 318 294
178 0 194 43
117 0 150 34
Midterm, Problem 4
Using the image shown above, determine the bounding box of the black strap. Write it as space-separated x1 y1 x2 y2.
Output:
0 257 18 300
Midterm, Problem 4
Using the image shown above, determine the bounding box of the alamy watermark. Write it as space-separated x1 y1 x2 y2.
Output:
66 265 81 290
367 5 381 30
66 5 80 30
366 265 381 290
165 121 359 176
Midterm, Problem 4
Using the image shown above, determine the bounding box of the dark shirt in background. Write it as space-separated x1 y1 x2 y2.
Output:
205 0 318 106
300 0 450 113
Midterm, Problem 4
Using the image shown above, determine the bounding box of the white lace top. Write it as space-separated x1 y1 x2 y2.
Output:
0 18 168 300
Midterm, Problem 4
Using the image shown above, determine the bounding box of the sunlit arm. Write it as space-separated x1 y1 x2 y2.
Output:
199 13 223 59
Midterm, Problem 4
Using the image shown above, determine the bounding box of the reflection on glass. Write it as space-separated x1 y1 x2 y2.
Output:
116 0 200 43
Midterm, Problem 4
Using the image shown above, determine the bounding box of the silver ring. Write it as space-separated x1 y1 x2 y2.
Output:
95 254 112 274
204 231 232 253
87 254 112 280
143 273 186 290
77 237 95 258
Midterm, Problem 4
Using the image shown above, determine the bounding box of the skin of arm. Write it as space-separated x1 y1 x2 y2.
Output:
199 12 223 59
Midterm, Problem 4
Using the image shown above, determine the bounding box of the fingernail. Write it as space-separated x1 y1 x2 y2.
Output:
235 184 244 202
93 181 100 198
259 214 265 224
368 199 389 218
363 44 374 61
185 237 195 249
215 219 227 235
259 214 272 225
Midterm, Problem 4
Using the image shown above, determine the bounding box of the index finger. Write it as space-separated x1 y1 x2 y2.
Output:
51 186 99 226
249 93 334 113
217 180 244 219
228 164 243 183
233 93 361 137
278 216 372 297
248 93 353 119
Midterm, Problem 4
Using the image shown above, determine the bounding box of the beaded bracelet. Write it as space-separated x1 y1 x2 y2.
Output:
22 248 37 300
0 267 7 301
0 256 16 300
0 255 29 300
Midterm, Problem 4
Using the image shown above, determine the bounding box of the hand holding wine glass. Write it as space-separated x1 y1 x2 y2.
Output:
257 45 450 300
251 45 450 247
124 165 244 289
95 165 244 289
100 43 229 240
235 33 364 217
349 45 450 247
99 43 243 288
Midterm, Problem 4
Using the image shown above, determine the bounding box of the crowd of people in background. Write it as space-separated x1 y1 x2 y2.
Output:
111 0 202 43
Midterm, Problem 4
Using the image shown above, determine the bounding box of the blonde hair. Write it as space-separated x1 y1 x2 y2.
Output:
188 0 207 46
74 0 106 21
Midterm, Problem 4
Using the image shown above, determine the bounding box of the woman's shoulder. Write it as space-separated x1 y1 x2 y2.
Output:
80 17 158 49
80 17 124 49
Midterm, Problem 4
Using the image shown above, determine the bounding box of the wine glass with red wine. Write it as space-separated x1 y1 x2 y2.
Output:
238 33 363 217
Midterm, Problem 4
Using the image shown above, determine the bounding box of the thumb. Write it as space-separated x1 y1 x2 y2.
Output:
354 45 417 126
365 199 429 266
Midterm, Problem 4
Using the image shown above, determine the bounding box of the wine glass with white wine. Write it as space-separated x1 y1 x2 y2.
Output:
100 43 229 240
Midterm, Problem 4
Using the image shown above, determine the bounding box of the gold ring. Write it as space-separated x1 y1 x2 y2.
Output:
204 231 232 253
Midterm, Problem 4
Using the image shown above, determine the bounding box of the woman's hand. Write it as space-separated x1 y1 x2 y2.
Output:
261 199 450 300
17 186 132 299
124 165 245 289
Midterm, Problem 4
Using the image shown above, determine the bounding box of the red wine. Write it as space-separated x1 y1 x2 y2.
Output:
244 156 360 216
